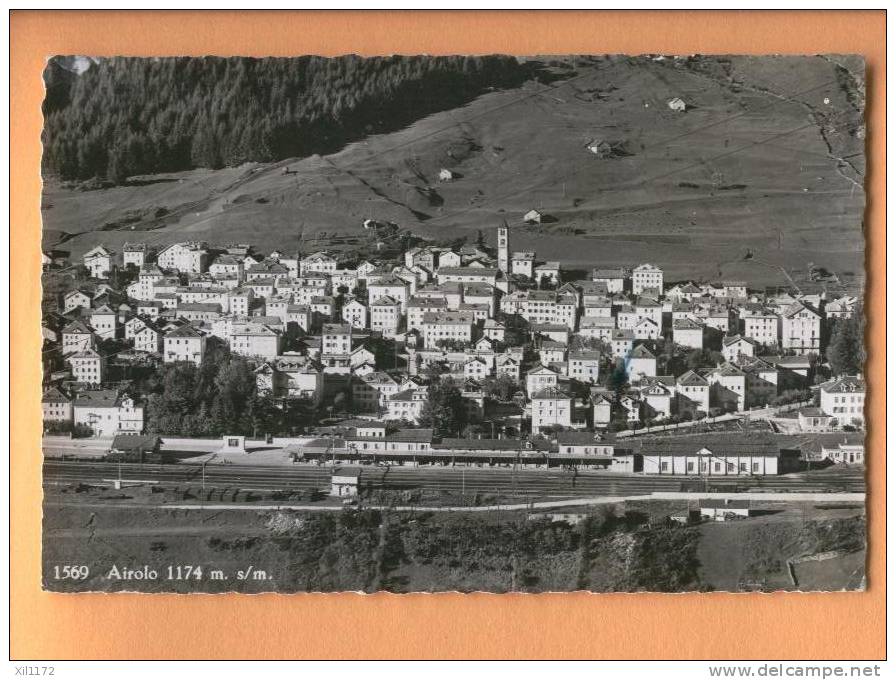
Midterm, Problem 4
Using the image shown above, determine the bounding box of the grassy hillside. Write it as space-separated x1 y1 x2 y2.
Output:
41 54 866 288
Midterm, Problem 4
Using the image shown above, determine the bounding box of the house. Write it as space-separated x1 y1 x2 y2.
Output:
531 387 574 432
157 242 209 274
667 97 687 112
579 317 616 342
591 268 626 293
342 299 368 330
310 296 337 321
741 308 779 347
672 318 704 350
177 302 222 323
72 389 144 437
209 254 245 280
532 262 560 285
462 283 497 316
781 301 822 353
632 263 663 295
617 393 640 423
722 334 758 362
825 296 857 319
62 289 92 314
122 242 150 269
538 341 567 366
463 357 489 381
567 351 601 384
676 370 710 417
330 470 360 497
83 245 113 279
383 388 428 423
822 442 864 465
627 344 657 380
422 311 474 349
407 297 449 332
511 251 536 279
633 317 661 341
592 393 613 428
819 376 865 427
300 251 338 276
368 276 410 313
437 251 462 269
797 407 834 433
555 432 614 458
706 363 747 412
352 371 400 412
526 364 560 395
163 325 206 364
638 377 675 420
321 323 352 356
496 354 521 381
42 387 73 425
483 318 506 342
134 323 162 353
223 287 253 317
246 260 290 283
523 209 543 224
700 307 731 333
370 296 402 338
641 439 799 476
124 315 148 340
738 356 779 408
436 267 500 290
438 168 457 181
68 348 105 385
723 281 748 299
255 355 323 402
610 329 634 359
61 320 95 355
231 323 282 361
531 324 570 345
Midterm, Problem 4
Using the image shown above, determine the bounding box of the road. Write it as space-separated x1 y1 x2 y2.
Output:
43 460 866 497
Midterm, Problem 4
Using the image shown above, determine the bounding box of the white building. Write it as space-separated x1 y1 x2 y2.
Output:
631 263 663 295
122 242 149 269
231 324 282 361
157 242 209 274
781 301 822 353
163 325 206 364
68 349 104 385
627 344 657 380
591 268 626 293
676 370 710 417
741 308 779 347
531 387 574 432
819 376 865 427
722 334 757 362
61 320 95 355
421 311 474 349
73 390 144 437
370 296 402 338
83 245 113 279
672 318 704 350
342 299 368 330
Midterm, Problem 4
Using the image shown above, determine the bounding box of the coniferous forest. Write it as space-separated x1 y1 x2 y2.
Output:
42 55 531 184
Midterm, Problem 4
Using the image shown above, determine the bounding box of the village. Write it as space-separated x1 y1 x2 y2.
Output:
40 218 865 479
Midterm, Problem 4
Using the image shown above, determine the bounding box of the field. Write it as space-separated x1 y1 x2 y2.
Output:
42 485 865 593
41 55 865 288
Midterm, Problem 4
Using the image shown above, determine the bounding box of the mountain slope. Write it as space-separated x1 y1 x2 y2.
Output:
41 54 866 289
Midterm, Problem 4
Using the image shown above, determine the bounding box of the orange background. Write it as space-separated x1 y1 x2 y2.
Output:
10 10 886 660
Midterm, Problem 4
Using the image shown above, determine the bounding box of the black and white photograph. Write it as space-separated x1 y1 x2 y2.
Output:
40 53 866 594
